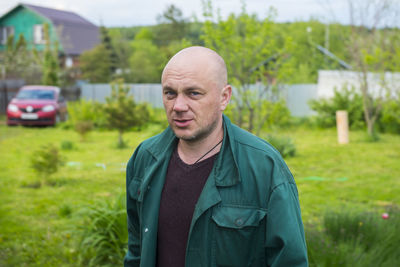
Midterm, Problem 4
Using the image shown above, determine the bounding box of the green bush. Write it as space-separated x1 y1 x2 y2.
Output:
264 134 296 158
60 140 75 150
380 97 400 134
104 79 151 148
76 195 127 266
225 98 291 135
67 99 107 128
309 85 365 129
30 144 64 183
67 99 105 140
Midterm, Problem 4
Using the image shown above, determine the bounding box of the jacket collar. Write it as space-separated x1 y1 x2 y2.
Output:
145 114 242 187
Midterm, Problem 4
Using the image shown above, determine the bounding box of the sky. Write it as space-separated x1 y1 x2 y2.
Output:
0 0 351 27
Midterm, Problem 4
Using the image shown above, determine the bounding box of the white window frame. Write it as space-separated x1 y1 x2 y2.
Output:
33 24 45 44
0 26 15 45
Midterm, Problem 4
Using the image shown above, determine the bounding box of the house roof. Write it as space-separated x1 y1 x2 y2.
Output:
2 3 100 55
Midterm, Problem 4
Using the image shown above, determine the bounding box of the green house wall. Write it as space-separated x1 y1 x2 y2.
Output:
0 6 61 52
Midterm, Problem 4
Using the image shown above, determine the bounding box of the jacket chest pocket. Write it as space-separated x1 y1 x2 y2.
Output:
211 206 267 267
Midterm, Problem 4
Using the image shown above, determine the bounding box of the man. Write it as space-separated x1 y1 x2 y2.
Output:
125 46 308 267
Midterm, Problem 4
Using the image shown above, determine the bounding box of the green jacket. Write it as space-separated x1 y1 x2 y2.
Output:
125 115 308 267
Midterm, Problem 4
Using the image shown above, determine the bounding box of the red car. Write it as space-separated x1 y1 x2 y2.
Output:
7 85 68 126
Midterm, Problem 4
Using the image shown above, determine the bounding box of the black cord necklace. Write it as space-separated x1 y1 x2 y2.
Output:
194 139 223 164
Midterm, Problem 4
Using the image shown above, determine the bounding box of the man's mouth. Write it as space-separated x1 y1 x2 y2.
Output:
173 119 193 127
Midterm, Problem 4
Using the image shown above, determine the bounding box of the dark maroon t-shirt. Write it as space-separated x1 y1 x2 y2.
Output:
156 148 218 267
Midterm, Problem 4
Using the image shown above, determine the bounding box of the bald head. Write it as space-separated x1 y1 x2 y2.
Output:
162 46 228 90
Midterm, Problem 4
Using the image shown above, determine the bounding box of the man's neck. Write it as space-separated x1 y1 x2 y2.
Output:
177 123 223 165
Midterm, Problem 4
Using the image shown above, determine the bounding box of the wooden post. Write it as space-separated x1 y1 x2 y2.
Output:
336 110 349 144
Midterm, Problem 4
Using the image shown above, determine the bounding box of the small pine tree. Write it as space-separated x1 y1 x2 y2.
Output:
104 79 148 148
31 144 64 184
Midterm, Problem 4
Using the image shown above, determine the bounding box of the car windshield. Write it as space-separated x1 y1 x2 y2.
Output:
16 89 55 100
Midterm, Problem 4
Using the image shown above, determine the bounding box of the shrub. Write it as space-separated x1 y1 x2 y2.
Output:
104 79 150 148
225 98 291 135
30 144 64 183
309 85 365 129
60 140 75 150
75 121 93 141
264 134 296 158
76 194 127 266
67 99 106 140
380 97 400 134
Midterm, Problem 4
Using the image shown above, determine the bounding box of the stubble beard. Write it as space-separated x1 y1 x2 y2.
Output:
172 115 221 143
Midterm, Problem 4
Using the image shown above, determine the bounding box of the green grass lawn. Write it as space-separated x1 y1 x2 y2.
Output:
0 123 399 266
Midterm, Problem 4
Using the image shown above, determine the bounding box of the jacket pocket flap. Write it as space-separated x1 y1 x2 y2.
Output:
212 206 267 229
128 177 142 201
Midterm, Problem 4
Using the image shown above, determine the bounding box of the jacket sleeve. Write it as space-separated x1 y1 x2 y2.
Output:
264 181 308 267
124 145 142 267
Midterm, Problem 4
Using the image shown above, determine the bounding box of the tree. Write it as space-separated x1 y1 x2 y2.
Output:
41 23 60 85
80 44 112 83
100 26 118 74
153 4 188 46
103 79 149 148
345 0 400 139
129 29 166 83
0 34 40 82
31 144 64 185
202 1 294 135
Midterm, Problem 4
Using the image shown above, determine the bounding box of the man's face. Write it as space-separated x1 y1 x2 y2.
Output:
162 61 227 142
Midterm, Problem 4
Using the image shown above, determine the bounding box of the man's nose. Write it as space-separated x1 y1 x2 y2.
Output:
173 94 189 112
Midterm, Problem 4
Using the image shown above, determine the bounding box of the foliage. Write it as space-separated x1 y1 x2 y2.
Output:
264 134 296 158
380 95 400 134
100 26 118 75
104 79 150 148
345 0 400 138
0 34 40 82
129 34 166 83
60 140 75 150
30 143 64 181
67 99 106 127
67 99 105 140
79 44 112 83
282 21 351 83
225 98 291 134
309 85 365 129
76 195 127 266
74 121 94 141
41 23 60 86
153 4 188 47
307 208 400 267
202 1 294 134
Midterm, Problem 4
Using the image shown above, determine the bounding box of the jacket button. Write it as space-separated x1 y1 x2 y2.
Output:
235 218 243 227
144 228 149 233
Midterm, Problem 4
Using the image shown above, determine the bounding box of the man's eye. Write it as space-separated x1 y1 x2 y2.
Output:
164 91 176 97
190 91 200 96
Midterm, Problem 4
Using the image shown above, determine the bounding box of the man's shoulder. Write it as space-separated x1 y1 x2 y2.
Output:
135 127 175 156
229 123 281 159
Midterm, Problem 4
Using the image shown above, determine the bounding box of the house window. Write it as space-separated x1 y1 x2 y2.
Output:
0 26 14 45
33 24 45 44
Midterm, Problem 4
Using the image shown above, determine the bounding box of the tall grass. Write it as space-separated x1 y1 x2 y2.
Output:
307 208 400 267
76 194 128 266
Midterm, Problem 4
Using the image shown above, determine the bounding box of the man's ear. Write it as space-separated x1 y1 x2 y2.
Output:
220 85 232 111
